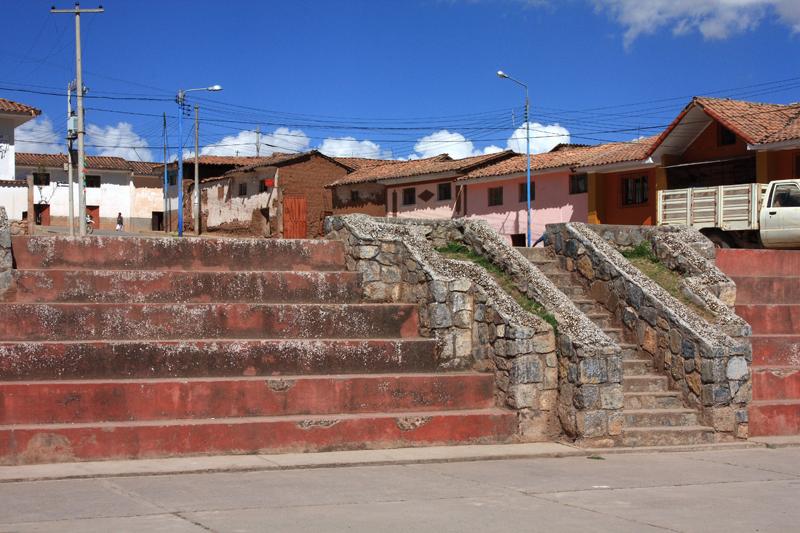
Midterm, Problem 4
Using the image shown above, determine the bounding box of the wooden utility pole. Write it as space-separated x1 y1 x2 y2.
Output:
194 105 201 235
26 175 34 235
51 3 104 236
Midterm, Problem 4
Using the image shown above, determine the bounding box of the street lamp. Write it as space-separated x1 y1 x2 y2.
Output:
497 70 532 247
175 85 222 236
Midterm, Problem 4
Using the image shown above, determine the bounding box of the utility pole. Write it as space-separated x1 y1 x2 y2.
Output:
194 104 200 236
52 3 104 237
162 112 169 233
66 80 77 237
256 126 261 157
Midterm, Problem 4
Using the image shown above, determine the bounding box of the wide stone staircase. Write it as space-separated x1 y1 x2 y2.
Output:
0 236 514 465
520 247 717 447
716 249 800 436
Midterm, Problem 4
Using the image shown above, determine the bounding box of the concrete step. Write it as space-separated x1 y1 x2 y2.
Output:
0 338 439 380
0 408 517 465
751 335 800 366
752 366 800 401
619 343 641 360
624 391 684 409
571 298 605 314
736 304 800 335
514 247 552 263
5 270 362 304
621 426 716 447
623 375 669 393
0 303 419 341
10 236 346 272
749 400 800 436
732 276 800 305
602 328 625 343
717 249 800 277
623 409 699 427
0 373 494 424
585 312 613 329
623 359 654 375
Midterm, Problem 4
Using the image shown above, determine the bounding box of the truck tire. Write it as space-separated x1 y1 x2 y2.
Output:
701 229 733 248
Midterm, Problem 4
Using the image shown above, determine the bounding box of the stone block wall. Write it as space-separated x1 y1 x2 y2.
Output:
325 215 623 445
547 222 751 439
0 208 13 297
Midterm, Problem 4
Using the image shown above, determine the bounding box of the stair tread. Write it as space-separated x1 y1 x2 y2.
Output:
623 425 715 433
0 372 485 386
750 399 800 405
624 391 681 396
624 408 696 414
0 337 435 345
0 407 512 431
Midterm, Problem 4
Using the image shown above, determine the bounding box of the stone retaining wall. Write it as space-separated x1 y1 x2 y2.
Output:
0 208 12 297
325 215 623 445
547 222 751 439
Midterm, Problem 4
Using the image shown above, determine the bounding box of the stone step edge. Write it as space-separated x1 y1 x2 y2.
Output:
0 407 512 431
0 337 436 346
12 268 356 275
623 408 696 415
0 371 488 386
750 399 800 406
621 425 715 433
623 391 680 397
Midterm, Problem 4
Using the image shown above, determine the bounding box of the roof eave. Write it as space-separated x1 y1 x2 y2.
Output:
747 138 800 151
574 158 655 173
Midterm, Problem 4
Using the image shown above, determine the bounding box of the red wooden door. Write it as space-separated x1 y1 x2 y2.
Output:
87 205 100 230
284 195 307 239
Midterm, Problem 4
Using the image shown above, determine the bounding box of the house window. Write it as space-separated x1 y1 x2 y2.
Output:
569 174 588 194
168 170 177 186
518 182 535 202
437 183 452 201
488 186 504 207
238 182 248 196
622 175 648 206
85 175 101 188
718 124 737 146
402 187 416 206
33 173 50 186
259 180 268 193
351 190 361 203
510 234 526 247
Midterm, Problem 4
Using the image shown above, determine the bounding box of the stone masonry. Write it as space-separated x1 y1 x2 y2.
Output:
325 215 623 445
546 222 751 440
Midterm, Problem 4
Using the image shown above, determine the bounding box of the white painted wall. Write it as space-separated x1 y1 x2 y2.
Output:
203 175 277 227
0 118 16 181
0 185 27 219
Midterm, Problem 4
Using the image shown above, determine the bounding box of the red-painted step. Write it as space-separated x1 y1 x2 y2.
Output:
0 303 421 341
11 236 346 272
751 335 800 366
0 409 516 465
6 270 362 304
731 276 800 305
716 249 800 277
752 367 800 401
735 305 800 335
749 400 800 436
0 339 440 380
0 373 495 424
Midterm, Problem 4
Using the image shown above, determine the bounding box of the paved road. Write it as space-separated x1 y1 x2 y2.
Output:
0 447 798 532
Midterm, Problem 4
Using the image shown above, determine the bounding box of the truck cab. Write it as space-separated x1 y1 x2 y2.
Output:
760 179 800 248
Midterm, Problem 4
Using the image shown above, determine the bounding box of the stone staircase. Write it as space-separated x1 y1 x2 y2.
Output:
0 236 515 465
716 249 800 436
520 247 716 447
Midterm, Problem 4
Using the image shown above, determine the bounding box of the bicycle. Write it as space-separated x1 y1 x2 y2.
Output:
85 216 94 234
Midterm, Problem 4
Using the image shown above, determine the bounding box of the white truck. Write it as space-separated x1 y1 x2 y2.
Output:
656 179 800 248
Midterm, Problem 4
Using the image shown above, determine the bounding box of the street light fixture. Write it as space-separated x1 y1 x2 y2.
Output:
497 69 532 247
175 85 223 237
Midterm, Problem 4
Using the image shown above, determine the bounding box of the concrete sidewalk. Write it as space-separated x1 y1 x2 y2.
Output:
1 445 799 532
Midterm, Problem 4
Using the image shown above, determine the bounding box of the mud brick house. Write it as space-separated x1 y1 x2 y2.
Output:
0 98 40 219
201 150 352 238
329 156 404 216
329 151 516 221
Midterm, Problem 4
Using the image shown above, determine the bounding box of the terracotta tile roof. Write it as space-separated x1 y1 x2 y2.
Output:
332 157 401 170
330 151 516 186
0 98 40 117
129 161 161 176
15 152 133 171
183 154 283 166
461 138 658 180
0 179 27 187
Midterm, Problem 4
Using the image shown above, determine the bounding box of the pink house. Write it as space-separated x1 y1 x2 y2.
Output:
458 147 598 245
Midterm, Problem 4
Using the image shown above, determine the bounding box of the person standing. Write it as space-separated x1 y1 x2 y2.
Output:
116 212 124 232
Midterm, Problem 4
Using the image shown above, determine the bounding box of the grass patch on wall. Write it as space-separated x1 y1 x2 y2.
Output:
621 242 714 321
436 242 558 332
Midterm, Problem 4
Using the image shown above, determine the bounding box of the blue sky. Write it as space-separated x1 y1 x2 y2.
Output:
3 0 800 162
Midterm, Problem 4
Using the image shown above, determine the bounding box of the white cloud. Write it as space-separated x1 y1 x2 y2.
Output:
86 122 153 161
318 136 392 159
200 127 310 157
14 116 62 153
506 122 570 154
593 0 800 46
412 130 505 159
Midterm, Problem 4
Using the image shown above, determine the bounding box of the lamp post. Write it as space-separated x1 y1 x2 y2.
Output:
497 70 532 247
175 85 222 236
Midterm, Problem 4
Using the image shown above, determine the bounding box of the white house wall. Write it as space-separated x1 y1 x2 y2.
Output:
203 177 277 228
0 118 15 180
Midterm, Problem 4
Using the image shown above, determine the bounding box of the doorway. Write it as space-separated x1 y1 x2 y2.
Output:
86 205 100 230
283 194 307 239
34 204 50 226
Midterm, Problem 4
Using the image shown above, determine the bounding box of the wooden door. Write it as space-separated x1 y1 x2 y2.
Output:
34 204 50 226
87 205 100 230
283 195 307 239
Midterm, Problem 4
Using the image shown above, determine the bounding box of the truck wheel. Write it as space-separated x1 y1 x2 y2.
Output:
701 230 733 248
